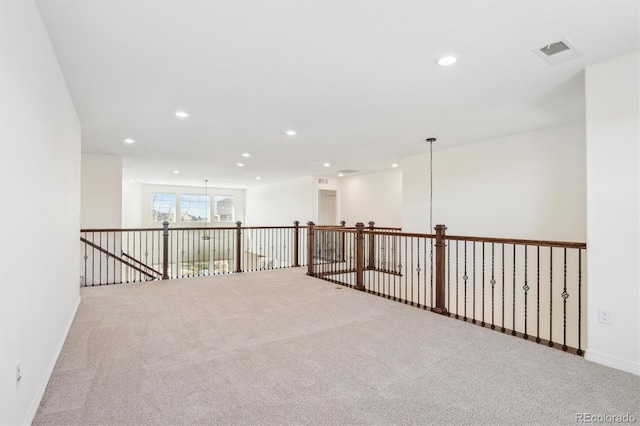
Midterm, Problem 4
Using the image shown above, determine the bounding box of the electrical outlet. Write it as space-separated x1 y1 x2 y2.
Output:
16 363 22 387
598 308 612 325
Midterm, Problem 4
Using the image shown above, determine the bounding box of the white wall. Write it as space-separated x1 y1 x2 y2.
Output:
402 122 586 242
585 51 639 375
340 169 402 227
0 2 81 424
122 181 142 228
81 153 122 229
137 183 246 228
245 176 313 226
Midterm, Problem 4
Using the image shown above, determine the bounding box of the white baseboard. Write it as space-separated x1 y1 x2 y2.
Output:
24 295 81 425
585 349 640 376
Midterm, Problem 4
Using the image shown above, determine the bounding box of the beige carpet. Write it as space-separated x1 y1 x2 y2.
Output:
34 268 639 425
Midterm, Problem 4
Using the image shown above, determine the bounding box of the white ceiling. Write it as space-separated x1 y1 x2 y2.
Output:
36 0 639 188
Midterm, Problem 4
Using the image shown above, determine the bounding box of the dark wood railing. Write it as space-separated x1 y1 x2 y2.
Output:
307 222 586 355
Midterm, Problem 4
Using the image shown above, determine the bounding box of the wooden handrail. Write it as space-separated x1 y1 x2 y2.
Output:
80 237 158 280
445 235 586 249
121 252 162 277
81 225 308 233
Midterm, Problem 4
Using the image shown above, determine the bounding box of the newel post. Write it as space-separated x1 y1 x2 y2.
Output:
355 222 365 291
307 222 315 276
433 224 448 315
162 221 169 280
293 221 300 267
367 221 375 270
235 221 243 273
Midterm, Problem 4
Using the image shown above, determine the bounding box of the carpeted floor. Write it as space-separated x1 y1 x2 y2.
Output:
34 268 639 425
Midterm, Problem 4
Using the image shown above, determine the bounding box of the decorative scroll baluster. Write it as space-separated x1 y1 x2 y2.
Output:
490 243 496 330
523 246 529 340
463 241 468 322
416 237 420 306
562 248 569 352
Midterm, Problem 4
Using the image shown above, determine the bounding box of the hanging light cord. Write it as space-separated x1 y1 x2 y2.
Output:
426 137 436 233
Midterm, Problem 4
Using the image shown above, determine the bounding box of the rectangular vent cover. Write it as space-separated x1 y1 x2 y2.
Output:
533 38 582 65
318 178 329 184
540 41 570 56
337 169 359 174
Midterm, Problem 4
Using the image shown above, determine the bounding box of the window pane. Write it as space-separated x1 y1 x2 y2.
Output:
213 196 235 222
180 194 210 222
151 193 176 222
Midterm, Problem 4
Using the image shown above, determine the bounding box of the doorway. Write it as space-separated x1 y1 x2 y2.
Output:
317 189 337 225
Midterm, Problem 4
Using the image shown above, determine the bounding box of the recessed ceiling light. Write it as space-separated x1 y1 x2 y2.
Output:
256 177 261 180
391 163 399 168
124 138 136 144
338 173 344 177
323 163 331 167
242 152 250 157
175 111 190 118
173 170 179 174
285 130 296 136
438 55 457 66
237 163 244 167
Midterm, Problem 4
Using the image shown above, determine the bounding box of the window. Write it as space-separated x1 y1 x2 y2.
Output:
213 196 235 222
151 193 176 222
180 194 210 222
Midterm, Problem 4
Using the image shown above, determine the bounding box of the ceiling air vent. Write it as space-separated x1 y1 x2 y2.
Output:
337 169 359 174
533 38 582 65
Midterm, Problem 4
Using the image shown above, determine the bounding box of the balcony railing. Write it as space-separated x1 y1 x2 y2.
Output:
80 220 586 355
306 222 586 355
80 221 308 285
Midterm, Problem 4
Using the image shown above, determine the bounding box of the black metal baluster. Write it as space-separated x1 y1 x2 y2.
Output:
472 242 476 324
181 230 185 278
501 244 505 333
415 236 420 306
536 246 541 343
107 231 117 284
99 232 103 285
562 248 569 352
463 241 468 321
145 231 149 279
523 245 529 340
83 232 88 287
512 244 516 336
577 250 583 356
93 232 97 285
490 243 496 330
455 240 459 319
447 239 451 314
430 236 434 309
125 231 129 283
481 242 485 327
549 248 554 347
